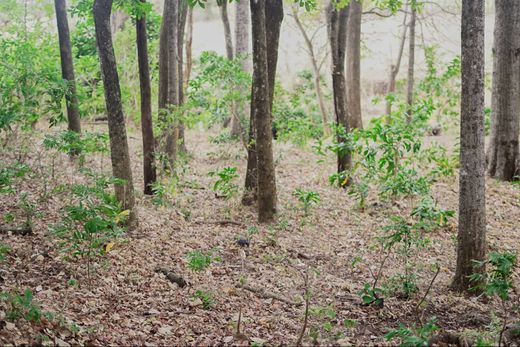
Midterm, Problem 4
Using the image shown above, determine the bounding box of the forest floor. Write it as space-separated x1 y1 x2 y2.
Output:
0 124 519 346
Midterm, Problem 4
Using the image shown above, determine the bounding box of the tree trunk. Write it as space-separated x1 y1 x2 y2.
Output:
292 6 330 137
386 9 408 115
183 7 194 89
243 0 282 209
328 1 351 184
219 0 234 60
136 0 156 195
452 0 486 294
244 0 281 222
53 0 81 136
487 0 520 181
346 0 363 130
230 0 250 138
158 0 180 169
93 0 137 226
178 1 188 153
406 5 416 121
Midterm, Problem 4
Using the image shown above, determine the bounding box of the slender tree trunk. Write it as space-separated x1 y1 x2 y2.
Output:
292 6 330 137
164 0 179 169
183 7 194 89
220 0 234 60
452 0 486 294
243 0 282 208
93 0 137 226
230 0 250 138
386 9 408 115
487 0 520 181
177 1 188 153
406 5 416 121
158 4 169 113
328 1 351 184
54 0 81 135
346 0 363 130
136 0 156 195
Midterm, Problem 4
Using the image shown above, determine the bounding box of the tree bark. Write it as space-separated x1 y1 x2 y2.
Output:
230 0 250 138
219 0 234 60
136 0 156 195
178 0 188 153
93 0 137 226
346 0 363 130
487 0 520 181
292 6 330 137
406 4 416 121
386 9 408 115
328 1 351 183
452 0 486 294
183 7 194 89
243 0 282 209
244 0 281 223
54 0 81 136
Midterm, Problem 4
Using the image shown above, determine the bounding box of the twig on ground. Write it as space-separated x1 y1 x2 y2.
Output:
0 225 32 236
237 283 302 306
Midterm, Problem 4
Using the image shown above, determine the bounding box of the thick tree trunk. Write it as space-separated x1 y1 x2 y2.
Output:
252 0 280 223
292 6 330 137
406 5 416 121
487 0 520 181
219 0 234 60
328 1 351 183
54 0 81 135
136 0 156 195
243 0 282 209
452 0 486 294
386 9 408 115
93 0 137 226
230 0 250 138
346 0 363 130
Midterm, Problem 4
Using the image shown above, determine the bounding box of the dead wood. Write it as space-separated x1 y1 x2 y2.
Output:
193 220 245 227
237 283 302 306
0 225 32 236
155 267 187 288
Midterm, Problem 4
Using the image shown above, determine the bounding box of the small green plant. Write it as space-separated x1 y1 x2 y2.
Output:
192 289 215 310
208 167 239 199
0 162 30 194
385 318 439 347
470 251 517 346
1 288 42 323
358 283 384 306
293 188 320 215
411 196 454 231
0 244 10 262
185 250 221 271
43 130 109 164
51 169 127 280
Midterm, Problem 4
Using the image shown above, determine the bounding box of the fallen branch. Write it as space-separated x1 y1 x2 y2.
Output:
237 283 302 306
155 267 187 288
0 225 32 236
193 220 245 227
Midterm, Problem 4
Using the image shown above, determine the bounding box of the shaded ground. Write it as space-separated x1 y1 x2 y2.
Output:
0 124 519 346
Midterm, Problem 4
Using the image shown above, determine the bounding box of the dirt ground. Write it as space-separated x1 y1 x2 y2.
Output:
0 123 519 346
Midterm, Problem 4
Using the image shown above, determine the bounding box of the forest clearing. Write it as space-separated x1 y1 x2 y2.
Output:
1 0 519 346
